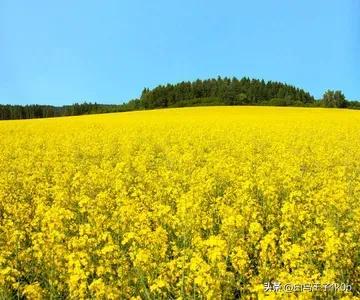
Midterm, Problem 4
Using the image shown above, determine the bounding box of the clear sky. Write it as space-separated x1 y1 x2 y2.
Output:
0 0 359 105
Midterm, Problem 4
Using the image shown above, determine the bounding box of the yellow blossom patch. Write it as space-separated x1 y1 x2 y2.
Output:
0 106 359 298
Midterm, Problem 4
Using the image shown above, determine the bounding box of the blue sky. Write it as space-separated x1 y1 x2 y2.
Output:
0 0 359 105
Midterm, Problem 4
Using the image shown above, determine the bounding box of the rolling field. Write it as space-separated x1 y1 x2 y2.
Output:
0 106 359 299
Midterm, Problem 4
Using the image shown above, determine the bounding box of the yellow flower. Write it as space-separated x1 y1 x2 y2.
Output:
0 107 359 298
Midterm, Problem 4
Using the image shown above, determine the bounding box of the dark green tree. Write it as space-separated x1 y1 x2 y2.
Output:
322 90 346 108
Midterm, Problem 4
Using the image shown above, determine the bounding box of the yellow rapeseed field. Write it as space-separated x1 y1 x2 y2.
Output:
0 106 359 299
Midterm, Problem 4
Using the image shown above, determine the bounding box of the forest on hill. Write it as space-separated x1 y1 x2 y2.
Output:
139 76 315 108
0 76 359 120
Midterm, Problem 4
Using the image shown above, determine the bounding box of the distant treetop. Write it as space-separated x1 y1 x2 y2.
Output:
140 76 315 109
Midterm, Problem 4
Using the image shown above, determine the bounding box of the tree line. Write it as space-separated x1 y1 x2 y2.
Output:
0 101 140 120
140 76 315 108
1 76 359 120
